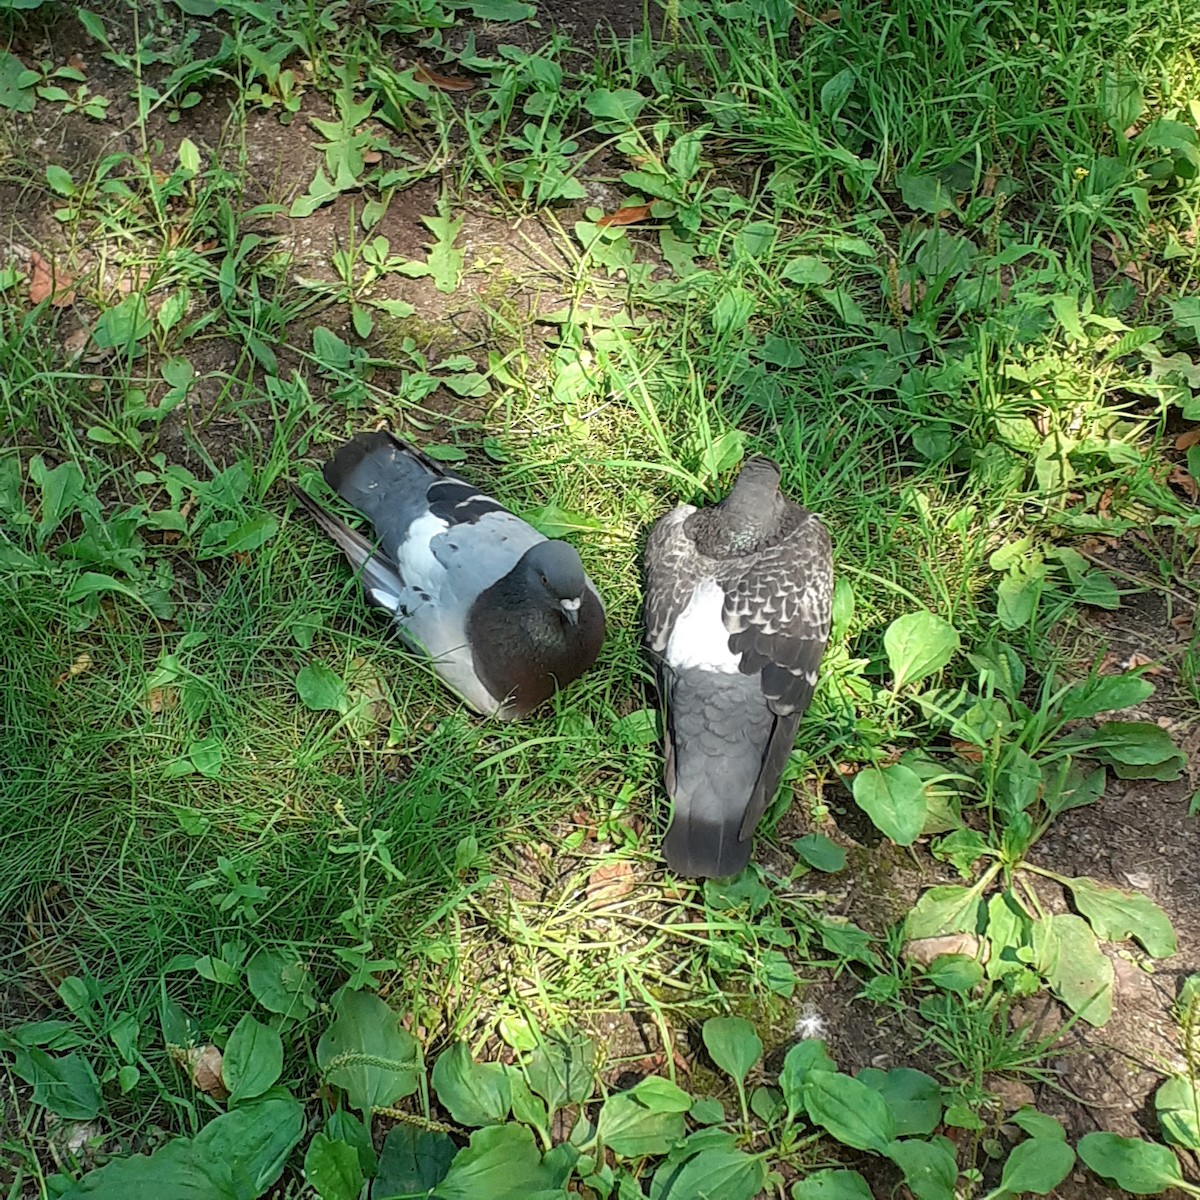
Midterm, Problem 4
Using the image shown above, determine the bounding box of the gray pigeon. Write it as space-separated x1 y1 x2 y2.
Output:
291 431 606 719
644 456 833 878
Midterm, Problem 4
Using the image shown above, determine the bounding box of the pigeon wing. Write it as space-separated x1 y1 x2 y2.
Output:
644 504 702 660
720 512 833 717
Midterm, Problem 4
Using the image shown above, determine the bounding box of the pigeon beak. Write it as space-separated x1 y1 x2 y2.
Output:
559 597 581 626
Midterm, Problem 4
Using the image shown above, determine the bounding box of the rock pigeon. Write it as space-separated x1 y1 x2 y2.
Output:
291 431 606 719
643 456 833 878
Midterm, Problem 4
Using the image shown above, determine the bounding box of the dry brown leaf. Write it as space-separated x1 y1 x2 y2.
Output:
903 932 986 968
897 279 926 313
586 860 635 905
362 150 383 165
1168 463 1199 501
1175 428 1200 451
1171 613 1193 636
144 687 179 714
797 4 841 24
1097 487 1114 519
67 53 86 73
1125 652 1170 676
951 740 984 763
28 250 76 307
171 1044 228 1099
414 62 476 91
54 651 94 686
597 203 654 228
980 164 1000 198
116 264 152 296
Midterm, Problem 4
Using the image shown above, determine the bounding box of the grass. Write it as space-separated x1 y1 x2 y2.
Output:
2 0 1200 1192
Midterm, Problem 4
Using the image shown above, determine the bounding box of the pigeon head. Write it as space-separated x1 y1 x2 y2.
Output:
521 540 588 626
731 456 781 495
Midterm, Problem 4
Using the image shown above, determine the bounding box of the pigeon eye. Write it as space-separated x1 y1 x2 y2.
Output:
540 573 549 587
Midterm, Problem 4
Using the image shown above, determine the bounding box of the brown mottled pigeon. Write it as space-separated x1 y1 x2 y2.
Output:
644 456 833 878
291 431 605 719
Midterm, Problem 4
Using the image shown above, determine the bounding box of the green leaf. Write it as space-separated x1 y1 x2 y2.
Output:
781 256 833 287
1156 1075 1200 1149
526 1029 596 1110
1059 673 1153 720
1076 721 1185 780
325 1109 377 1177
59 1139 215 1199
903 886 983 940
583 87 647 126
432 1124 560 1200
1077 1132 1185 1195
0 52 37 112
521 503 606 539
317 989 420 1116
1011 1107 1066 1141
246 947 316 1015
451 0 535 19
701 1017 762 1087
296 663 350 714
194 1096 305 1199
924 954 983 994
375 1125 456 1199
852 764 926 845
897 170 956 215
656 1148 766 1200
420 211 464 294
712 286 755 334
598 1078 689 1158
304 1134 364 1200
793 834 846 873
790 1170 872 1198
817 287 869 327
222 1014 283 1105
668 131 704 181
803 1069 895 1154
884 1137 958 1200
1066 876 1176 957
1099 70 1145 134
780 1040 837 1116
884 611 961 689
29 456 85 546
10 1048 101 1119
689 1096 725 1124
93 294 152 350
998 1137 1075 1195
856 1068 941 1136
432 1042 511 1127
217 514 278 555
1032 913 1113 1026
508 1068 549 1132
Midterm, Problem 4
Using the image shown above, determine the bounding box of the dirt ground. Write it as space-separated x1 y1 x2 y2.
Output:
2 1 1199 1197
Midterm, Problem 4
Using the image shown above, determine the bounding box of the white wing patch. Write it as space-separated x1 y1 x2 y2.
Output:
665 578 740 674
397 509 450 595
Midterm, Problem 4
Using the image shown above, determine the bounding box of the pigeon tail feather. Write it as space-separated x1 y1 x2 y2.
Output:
661 667 794 879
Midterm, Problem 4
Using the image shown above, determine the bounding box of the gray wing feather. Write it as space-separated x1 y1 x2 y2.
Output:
644 504 700 657
721 513 833 715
